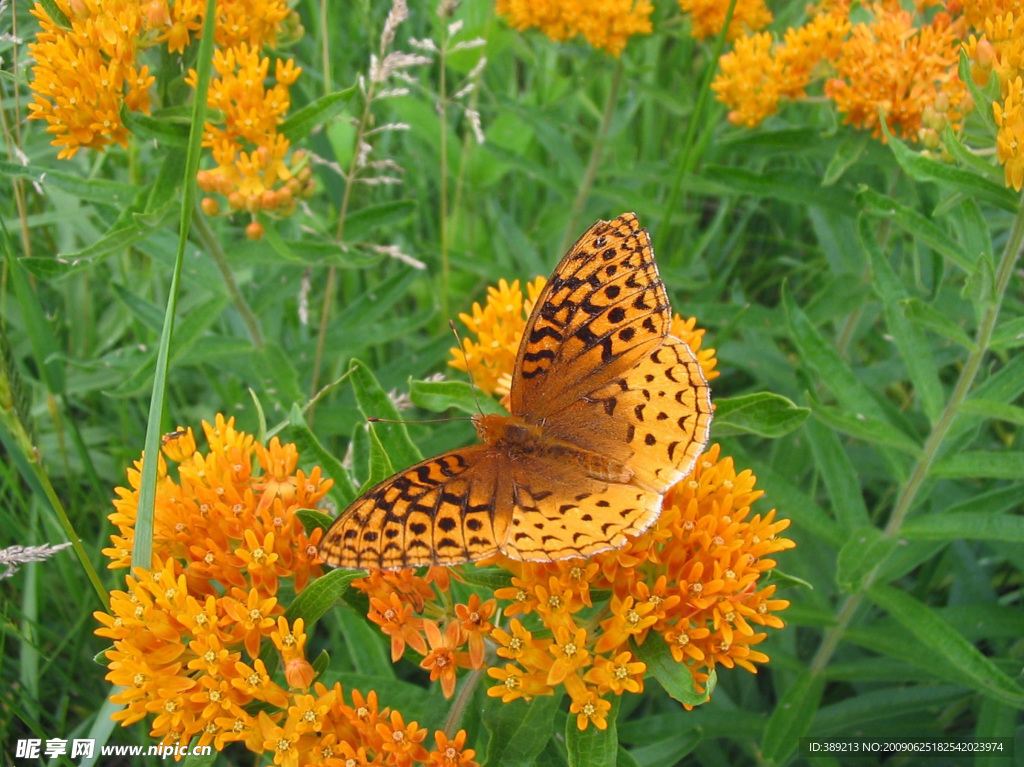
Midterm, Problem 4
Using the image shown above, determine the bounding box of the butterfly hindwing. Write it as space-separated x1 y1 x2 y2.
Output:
548 334 713 494
502 458 663 561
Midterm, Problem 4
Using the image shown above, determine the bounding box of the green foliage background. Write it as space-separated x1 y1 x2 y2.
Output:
2 1 1023 765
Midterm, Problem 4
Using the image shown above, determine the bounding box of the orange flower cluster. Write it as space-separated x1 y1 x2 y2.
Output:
713 12 849 127
448 277 546 397
27 0 306 218
494 0 654 56
966 8 1024 188
355 571 497 699
679 0 773 41
825 3 968 141
27 0 156 158
189 45 312 220
94 417 476 765
713 1 970 141
390 277 790 730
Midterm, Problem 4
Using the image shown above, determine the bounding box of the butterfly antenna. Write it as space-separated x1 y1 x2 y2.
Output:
449 319 485 416
367 416 471 424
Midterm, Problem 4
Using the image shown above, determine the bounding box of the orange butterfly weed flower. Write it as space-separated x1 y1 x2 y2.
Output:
714 0 969 142
27 0 307 218
825 3 969 141
965 8 1024 189
679 0 773 41
713 11 850 127
449 277 547 397
95 416 475 763
494 0 654 56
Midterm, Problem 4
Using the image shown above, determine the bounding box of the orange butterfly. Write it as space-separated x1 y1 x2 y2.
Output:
320 213 712 570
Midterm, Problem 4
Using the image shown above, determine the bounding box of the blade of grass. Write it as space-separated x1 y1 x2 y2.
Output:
131 0 216 569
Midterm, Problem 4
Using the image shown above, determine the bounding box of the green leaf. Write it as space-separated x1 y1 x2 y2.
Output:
958 398 1024 426
409 379 505 416
0 161 136 204
566 694 619 767
711 392 809 438
342 200 419 244
703 166 855 213
901 512 1024 542
810 404 921 456
805 419 870 533
866 584 1024 708
836 526 899 593
930 451 1024 479
782 284 888 422
364 420 396 491
279 86 356 141
120 104 190 146
349 359 422 470
956 198 995 270
483 693 562 767
880 122 1019 213
941 125 1004 185
990 317 1024 349
4 242 65 395
900 298 977 350
38 0 71 28
823 133 869 186
628 732 702 767
959 49 999 135
857 187 975 272
458 566 515 591
296 508 333 532
975 697 1020 767
632 632 710 707
760 670 825 766
862 217 944 423
54 201 178 272
963 253 997 314
285 568 366 627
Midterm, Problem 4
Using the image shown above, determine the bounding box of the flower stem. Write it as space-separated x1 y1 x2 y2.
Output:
658 0 737 243
560 60 623 255
444 667 484 737
192 210 264 349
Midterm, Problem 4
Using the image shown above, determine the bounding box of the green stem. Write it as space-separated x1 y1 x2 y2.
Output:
439 25 450 327
310 71 378 405
810 193 1024 673
192 210 264 348
444 667 484 737
658 0 737 240
559 60 623 255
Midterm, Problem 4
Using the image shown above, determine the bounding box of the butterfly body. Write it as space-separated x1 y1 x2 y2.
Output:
320 213 713 570
473 412 634 485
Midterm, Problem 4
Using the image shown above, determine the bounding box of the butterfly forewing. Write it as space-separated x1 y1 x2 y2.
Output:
319 447 509 569
510 213 671 418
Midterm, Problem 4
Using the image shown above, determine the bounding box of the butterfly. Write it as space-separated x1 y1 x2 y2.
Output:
320 212 713 570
